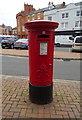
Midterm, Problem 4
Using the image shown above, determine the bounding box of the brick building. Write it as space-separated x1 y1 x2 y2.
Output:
16 3 35 38
26 2 65 22
0 24 5 35
12 27 17 36
16 2 66 38
0 24 12 35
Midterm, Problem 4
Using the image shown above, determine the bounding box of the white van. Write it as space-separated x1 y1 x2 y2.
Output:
55 35 74 47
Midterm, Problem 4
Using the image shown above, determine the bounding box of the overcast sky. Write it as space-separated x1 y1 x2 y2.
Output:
0 0 81 28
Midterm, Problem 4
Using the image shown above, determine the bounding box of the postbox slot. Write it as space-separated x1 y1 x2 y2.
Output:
40 42 48 55
38 35 50 38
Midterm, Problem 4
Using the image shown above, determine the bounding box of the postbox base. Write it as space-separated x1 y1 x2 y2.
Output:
29 83 53 105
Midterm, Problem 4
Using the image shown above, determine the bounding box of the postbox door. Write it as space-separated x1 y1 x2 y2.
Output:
29 32 54 86
34 36 54 86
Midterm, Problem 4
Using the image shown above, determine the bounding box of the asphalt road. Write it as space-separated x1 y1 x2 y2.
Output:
0 43 72 52
0 43 1 49
54 46 72 52
2 55 80 81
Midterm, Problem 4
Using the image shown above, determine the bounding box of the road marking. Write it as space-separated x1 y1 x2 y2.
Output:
1 55 28 59
1 54 81 61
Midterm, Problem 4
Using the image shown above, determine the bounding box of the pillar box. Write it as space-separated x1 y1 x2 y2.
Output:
25 20 59 104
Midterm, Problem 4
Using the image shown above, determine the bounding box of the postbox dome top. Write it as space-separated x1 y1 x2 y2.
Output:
25 20 59 31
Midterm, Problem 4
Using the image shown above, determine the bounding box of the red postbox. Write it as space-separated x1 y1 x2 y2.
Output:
25 20 59 104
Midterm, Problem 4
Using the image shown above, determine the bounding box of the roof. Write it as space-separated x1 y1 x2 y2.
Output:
26 1 82 16
26 7 48 16
26 3 65 16
75 1 82 6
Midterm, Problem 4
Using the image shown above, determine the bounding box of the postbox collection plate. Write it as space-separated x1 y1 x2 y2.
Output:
40 42 48 55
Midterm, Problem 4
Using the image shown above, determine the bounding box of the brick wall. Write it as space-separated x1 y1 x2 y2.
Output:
16 4 35 38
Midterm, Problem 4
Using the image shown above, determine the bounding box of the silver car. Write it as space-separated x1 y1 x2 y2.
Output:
14 39 28 49
72 36 82 52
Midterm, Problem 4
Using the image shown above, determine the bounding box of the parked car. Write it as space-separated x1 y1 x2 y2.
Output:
55 35 74 47
72 36 82 52
14 39 28 49
1 39 17 49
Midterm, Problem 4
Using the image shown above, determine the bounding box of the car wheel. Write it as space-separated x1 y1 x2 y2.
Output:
26 46 28 49
56 43 60 47
2 46 5 49
10 45 14 49
71 49 75 52
15 48 19 49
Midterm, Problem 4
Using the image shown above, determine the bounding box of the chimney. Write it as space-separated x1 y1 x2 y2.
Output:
58 2 65 8
63 2 65 6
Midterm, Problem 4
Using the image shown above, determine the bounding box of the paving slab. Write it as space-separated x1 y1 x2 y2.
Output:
1 75 80 119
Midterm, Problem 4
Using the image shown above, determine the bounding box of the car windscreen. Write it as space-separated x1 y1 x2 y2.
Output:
75 37 82 43
2 40 9 42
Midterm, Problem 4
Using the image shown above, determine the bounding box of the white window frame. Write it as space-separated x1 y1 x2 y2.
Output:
66 13 68 18
75 21 79 27
62 13 65 18
80 21 82 27
76 10 82 16
22 26 25 32
76 11 80 16
65 22 68 28
81 11 82 16
75 21 82 27
32 14 34 21
61 22 64 28
28 15 30 22
38 13 40 20
61 22 68 29
18 26 20 32
48 16 52 21
62 13 69 18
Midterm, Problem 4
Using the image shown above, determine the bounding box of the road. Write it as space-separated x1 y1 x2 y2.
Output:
54 46 72 52
2 55 80 81
0 43 72 52
0 43 1 49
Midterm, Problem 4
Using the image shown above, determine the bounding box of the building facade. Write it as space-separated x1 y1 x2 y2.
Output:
26 2 65 22
0 24 5 35
25 2 65 38
26 8 45 22
16 2 65 38
12 27 17 36
44 2 82 36
16 2 82 38
0 24 12 35
16 3 35 38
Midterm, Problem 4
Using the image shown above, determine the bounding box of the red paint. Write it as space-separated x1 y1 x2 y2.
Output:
25 21 59 86
6 42 11 44
21 42 26 44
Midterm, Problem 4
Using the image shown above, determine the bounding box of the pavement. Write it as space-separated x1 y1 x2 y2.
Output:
0 49 81 119
0 48 82 60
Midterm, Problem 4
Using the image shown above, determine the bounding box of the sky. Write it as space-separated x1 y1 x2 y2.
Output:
0 0 81 28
